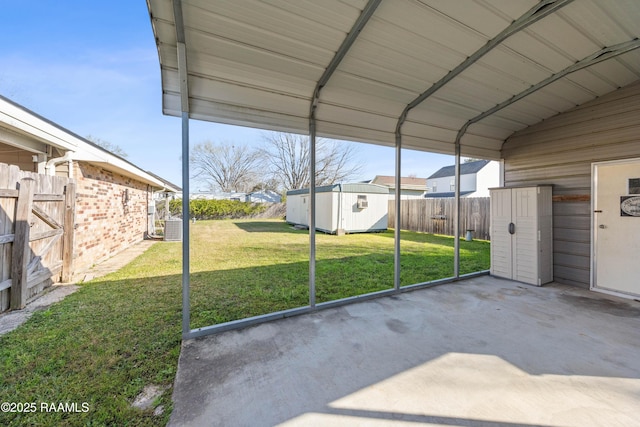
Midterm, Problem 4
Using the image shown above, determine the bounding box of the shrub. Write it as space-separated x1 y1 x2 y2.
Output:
169 199 267 220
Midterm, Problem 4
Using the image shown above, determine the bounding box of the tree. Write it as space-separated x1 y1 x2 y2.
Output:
463 158 483 163
190 141 261 192
249 177 280 193
260 132 363 190
85 135 128 158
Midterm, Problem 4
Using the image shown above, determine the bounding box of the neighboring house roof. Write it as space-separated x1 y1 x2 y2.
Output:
427 160 490 179
246 189 279 196
191 191 246 199
370 175 427 191
424 191 474 198
0 94 179 192
246 190 281 203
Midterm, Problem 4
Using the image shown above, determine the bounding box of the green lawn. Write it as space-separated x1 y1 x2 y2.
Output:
189 219 490 328
0 219 489 426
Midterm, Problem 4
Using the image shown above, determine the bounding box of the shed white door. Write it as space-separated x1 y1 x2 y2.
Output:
593 159 640 297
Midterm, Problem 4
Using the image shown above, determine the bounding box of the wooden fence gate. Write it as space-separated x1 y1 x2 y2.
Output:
388 197 490 240
0 163 75 313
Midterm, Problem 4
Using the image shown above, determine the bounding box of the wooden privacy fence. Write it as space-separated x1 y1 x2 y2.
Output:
388 197 490 240
0 163 75 313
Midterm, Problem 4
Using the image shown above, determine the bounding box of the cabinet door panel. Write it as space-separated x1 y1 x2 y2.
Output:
490 189 512 279
512 188 539 285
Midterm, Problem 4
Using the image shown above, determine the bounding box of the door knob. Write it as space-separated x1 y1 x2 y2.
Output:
599 224 606 229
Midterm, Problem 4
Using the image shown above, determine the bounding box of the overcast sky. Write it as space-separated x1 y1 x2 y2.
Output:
1 1 455 190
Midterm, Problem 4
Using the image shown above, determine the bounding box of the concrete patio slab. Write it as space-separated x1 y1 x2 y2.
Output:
169 276 640 427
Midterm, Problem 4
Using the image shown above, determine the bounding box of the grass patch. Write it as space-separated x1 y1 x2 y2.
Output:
0 218 489 426
189 219 489 327
0 244 183 426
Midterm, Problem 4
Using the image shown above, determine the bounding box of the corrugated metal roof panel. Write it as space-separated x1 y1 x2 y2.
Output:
147 0 640 158
341 183 389 194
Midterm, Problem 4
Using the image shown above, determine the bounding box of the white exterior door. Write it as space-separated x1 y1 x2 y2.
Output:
593 159 640 297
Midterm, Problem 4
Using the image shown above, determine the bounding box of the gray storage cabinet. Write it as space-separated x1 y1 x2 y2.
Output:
490 186 553 286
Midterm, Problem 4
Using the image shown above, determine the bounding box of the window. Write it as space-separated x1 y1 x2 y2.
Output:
357 195 368 209
450 179 455 191
432 182 437 193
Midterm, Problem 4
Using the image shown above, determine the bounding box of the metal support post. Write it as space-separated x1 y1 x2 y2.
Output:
309 120 317 307
181 112 190 337
454 144 461 278
394 134 401 290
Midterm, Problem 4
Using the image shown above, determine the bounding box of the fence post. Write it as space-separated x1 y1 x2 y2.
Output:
11 178 35 309
61 182 76 282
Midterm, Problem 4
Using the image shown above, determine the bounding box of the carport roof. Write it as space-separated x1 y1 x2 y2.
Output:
146 0 640 159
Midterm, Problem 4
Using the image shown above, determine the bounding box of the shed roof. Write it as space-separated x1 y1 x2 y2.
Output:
147 0 640 159
370 175 426 191
428 160 490 179
287 183 388 196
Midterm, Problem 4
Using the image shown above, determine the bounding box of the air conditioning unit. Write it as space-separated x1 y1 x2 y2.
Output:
164 219 183 241
357 200 368 209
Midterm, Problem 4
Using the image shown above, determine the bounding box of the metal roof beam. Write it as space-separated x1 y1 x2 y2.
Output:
173 0 189 113
456 38 640 146
172 0 192 337
308 0 382 307
310 0 382 108
395 0 574 134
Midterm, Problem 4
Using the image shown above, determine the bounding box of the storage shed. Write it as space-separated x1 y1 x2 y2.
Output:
287 183 388 234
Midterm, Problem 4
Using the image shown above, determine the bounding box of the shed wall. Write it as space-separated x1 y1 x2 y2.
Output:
286 194 308 227
501 81 640 288
340 192 388 232
316 192 336 233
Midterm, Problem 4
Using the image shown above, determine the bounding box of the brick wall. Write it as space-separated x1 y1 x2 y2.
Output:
72 161 151 274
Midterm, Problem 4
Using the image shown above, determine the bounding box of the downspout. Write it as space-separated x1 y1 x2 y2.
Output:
68 157 74 180
45 151 74 177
